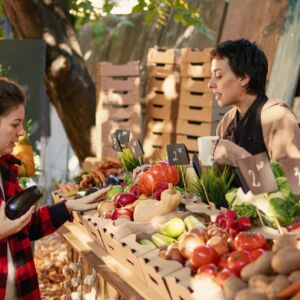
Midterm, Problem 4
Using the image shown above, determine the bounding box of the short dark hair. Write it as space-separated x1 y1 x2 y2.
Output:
0 77 26 117
210 39 268 95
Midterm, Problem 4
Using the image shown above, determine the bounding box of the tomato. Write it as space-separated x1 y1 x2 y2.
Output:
286 221 300 232
227 250 252 275
196 264 219 280
138 161 179 195
215 268 237 286
234 232 266 251
251 248 265 260
189 245 219 269
218 253 230 269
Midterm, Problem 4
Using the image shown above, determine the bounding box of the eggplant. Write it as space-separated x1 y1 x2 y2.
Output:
5 185 42 220
103 175 121 187
74 187 99 199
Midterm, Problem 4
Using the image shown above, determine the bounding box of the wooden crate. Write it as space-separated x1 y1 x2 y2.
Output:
96 61 140 77
177 105 225 123
179 91 215 107
145 118 177 134
99 77 140 91
176 134 198 152
148 48 180 64
147 76 180 99
180 78 210 93
144 131 176 146
148 64 180 78
176 119 217 137
97 89 140 105
180 48 211 63
97 145 117 160
180 62 211 78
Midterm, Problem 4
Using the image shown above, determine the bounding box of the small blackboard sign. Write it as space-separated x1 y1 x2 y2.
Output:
128 138 144 158
111 134 123 152
192 153 202 178
236 152 278 195
115 129 130 145
278 158 300 195
167 144 190 166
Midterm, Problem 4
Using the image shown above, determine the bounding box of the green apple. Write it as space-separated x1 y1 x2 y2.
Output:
105 185 123 200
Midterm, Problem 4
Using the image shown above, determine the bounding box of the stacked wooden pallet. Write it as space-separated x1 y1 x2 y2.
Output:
176 48 227 156
95 61 141 159
144 48 180 158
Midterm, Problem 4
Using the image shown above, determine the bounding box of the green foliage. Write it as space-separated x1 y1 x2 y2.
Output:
192 166 235 208
0 64 11 76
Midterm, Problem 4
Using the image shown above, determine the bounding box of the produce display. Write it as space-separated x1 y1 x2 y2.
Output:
56 150 300 300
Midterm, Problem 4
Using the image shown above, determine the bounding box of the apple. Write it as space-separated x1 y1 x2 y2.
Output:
206 236 230 256
111 208 133 221
113 193 137 208
97 200 115 217
178 233 206 259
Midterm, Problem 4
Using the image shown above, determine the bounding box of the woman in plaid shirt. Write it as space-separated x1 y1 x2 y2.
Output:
0 77 110 299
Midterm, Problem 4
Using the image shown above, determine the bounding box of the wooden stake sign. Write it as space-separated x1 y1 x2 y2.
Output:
128 138 144 158
111 134 123 152
278 158 300 195
166 144 190 166
236 152 278 195
114 129 130 145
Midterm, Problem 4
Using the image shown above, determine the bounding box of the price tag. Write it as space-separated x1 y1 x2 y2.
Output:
128 138 144 158
114 129 130 145
236 152 278 195
234 168 250 194
167 144 190 166
278 158 300 195
111 134 123 152
192 153 202 178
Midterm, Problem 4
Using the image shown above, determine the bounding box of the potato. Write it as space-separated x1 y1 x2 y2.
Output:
235 288 268 300
223 277 247 300
272 234 297 252
248 274 272 294
289 271 300 283
271 246 300 274
241 251 274 281
266 275 290 299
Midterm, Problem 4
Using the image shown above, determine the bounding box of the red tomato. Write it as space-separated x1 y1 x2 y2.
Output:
234 232 266 251
286 221 300 232
196 264 219 280
251 248 265 260
227 250 252 275
218 253 230 269
190 245 219 269
215 268 237 286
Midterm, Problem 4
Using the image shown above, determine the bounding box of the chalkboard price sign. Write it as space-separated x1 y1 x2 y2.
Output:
114 129 130 145
111 134 123 152
167 144 190 166
278 158 300 195
128 138 144 158
192 153 202 178
236 152 278 195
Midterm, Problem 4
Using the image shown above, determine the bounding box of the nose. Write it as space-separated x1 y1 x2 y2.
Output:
208 77 216 89
18 125 25 137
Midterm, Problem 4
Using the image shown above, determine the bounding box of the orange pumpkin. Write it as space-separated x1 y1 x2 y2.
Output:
138 161 179 196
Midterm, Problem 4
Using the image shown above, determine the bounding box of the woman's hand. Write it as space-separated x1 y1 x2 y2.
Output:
0 202 34 239
213 139 252 167
65 185 112 213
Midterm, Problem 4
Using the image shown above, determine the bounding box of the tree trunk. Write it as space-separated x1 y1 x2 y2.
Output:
3 0 95 162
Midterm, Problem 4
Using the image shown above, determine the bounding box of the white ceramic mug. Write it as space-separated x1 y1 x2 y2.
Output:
197 136 220 166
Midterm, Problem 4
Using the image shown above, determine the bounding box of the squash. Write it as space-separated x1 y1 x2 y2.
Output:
138 161 179 195
12 133 35 177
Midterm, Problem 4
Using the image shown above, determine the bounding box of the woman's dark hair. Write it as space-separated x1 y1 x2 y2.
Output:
0 77 26 117
210 39 268 95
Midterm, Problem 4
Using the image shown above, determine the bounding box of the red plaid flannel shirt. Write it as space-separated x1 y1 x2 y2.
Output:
0 155 72 300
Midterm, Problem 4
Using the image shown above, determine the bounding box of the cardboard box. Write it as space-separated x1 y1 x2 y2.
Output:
177 105 224 123
180 48 212 63
139 249 182 300
180 78 210 93
165 268 226 300
180 62 211 78
97 89 140 105
176 119 217 137
179 91 214 107
148 48 180 64
96 61 140 77
99 77 140 91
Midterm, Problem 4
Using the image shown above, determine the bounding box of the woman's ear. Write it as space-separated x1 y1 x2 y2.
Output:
240 75 250 87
